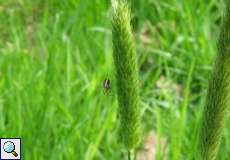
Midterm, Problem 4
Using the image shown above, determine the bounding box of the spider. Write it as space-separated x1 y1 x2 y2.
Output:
103 78 111 94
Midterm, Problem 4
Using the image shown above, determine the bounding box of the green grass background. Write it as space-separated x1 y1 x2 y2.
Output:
0 0 229 159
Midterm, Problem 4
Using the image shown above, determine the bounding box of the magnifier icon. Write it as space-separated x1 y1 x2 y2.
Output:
3 141 18 157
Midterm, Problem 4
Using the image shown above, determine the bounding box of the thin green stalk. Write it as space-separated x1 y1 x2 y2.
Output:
112 0 142 152
198 1 230 159
128 150 131 160
128 150 134 160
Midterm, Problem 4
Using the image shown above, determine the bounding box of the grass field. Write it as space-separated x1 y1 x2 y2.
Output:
0 0 229 159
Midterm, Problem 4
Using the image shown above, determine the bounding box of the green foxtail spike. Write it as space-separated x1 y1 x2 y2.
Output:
199 1 230 159
112 0 142 150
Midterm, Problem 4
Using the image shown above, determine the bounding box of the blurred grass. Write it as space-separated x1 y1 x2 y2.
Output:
0 0 229 159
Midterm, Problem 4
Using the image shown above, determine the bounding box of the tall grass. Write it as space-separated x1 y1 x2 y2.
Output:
0 0 229 159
